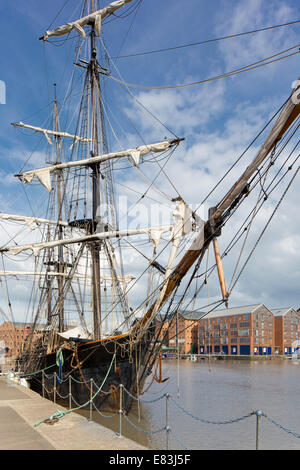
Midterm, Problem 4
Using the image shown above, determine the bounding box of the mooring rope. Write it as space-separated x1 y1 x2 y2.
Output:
34 353 116 427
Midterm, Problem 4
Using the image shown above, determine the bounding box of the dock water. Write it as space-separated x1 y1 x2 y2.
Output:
0 376 146 450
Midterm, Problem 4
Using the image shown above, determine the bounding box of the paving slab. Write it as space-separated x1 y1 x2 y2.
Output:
0 377 147 450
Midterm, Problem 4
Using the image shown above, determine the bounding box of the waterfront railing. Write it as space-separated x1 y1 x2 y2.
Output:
6 368 300 450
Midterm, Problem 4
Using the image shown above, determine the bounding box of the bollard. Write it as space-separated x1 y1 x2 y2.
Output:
54 372 57 404
165 393 170 450
89 378 93 421
42 370 45 399
118 384 123 438
69 375 72 409
255 410 263 450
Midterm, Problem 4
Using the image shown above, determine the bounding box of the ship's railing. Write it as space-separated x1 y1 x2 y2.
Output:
7 367 300 450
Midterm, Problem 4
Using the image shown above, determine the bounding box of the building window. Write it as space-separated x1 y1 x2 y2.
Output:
239 329 250 337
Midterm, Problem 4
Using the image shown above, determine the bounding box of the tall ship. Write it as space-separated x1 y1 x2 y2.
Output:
0 0 299 412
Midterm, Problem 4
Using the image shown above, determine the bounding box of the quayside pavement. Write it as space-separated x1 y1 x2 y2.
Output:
0 376 146 450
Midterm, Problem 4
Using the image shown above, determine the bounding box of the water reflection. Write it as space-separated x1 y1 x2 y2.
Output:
75 358 300 450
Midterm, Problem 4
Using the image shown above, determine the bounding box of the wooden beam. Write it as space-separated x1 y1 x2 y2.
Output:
212 89 300 221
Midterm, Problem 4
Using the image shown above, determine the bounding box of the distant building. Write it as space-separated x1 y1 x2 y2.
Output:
155 314 170 347
272 308 300 355
197 304 275 356
157 311 204 355
0 322 42 358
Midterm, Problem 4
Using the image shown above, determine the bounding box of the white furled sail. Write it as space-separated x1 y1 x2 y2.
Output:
132 200 195 342
40 0 134 41
0 212 69 229
3 225 174 256
0 271 134 283
12 122 92 149
16 138 182 192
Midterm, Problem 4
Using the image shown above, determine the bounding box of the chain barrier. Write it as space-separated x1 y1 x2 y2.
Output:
8 368 300 450
122 385 167 404
169 429 190 451
122 413 167 435
92 401 119 419
264 414 300 440
170 395 254 425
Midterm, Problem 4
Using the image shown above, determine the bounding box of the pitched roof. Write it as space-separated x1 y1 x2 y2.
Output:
180 310 206 321
181 304 266 321
271 308 296 317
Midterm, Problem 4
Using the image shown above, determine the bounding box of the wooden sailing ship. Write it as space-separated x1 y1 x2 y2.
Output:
0 0 299 412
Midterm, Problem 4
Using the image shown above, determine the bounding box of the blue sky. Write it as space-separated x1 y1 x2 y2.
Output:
0 0 300 323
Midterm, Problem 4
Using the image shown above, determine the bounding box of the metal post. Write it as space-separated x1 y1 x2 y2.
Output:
54 372 57 404
69 375 72 409
255 410 263 450
89 379 93 421
165 393 170 450
118 384 123 438
42 370 45 399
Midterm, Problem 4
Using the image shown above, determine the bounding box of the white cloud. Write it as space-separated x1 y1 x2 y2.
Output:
214 0 299 73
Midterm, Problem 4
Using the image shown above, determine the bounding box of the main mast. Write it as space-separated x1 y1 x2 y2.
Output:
53 84 65 332
89 0 102 340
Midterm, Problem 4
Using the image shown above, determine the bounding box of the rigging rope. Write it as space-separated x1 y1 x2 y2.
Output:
229 165 300 294
107 45 300 90
113 19 300 59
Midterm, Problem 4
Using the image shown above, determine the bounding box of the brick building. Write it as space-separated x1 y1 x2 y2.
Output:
161 311 203 355
272 308 300 355
0 322 38 358
197 304 275 356
155 304 299 357
155 314 171 349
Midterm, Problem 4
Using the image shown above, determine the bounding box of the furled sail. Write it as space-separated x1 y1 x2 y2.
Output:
0 271 134 283
12 122 92 149
0 212 69 229
2 225 174 256
40 0 134 41
16 138 182 191
132 200 198 342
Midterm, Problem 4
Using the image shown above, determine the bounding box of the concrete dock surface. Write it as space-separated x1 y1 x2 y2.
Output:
0 376 147 450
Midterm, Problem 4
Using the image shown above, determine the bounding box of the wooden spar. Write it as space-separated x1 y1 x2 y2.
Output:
212 84 300 221
212 237 228 304
132 79 300 336
0 225 173 255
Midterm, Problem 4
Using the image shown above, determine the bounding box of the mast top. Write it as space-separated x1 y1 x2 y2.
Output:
39 0 134 41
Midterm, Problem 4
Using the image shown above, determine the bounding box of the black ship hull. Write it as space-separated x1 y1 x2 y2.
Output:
22 331 154 413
